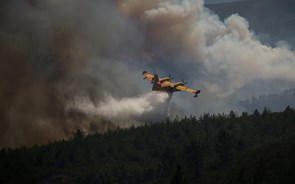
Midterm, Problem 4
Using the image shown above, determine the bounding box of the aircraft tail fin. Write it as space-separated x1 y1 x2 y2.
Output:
152 74 161 91
153 74 159 83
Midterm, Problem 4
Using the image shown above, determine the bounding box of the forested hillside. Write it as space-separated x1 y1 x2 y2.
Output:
239 88 295 112
1 107 295 184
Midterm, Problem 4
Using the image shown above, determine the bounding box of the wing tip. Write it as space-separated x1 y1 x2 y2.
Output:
194 90 201 98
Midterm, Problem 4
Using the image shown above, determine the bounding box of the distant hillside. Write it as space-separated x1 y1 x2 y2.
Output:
206 0 295 47
1 108 295 183
239 88 295 112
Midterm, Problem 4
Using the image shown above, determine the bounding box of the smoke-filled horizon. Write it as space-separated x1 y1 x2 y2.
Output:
1 0 295 147
204 0 245 4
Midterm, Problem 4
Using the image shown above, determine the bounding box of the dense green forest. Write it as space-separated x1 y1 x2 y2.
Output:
1 107 295 184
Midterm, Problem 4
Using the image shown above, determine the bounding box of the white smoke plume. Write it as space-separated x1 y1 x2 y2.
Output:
68 92 169 127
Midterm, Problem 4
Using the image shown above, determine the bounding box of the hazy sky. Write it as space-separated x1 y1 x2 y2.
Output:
205 0 245 4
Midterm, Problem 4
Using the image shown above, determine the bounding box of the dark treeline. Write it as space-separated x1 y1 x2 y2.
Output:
1 107 295 183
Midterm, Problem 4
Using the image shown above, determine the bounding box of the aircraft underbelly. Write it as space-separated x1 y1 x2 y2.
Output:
152 85 178 93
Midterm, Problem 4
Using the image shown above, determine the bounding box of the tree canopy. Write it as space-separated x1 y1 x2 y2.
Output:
1 107 295 183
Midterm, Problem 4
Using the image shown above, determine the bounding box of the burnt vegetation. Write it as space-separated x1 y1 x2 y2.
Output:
1 106 295 184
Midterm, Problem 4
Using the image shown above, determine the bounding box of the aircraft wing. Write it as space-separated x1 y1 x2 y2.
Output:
162 81 201 97
175 85 201 98
159 81 173 87
142 71 154 81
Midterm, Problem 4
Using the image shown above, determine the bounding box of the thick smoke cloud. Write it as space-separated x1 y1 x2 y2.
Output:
1 0 295 147
0 0 167 147
116 0 295 114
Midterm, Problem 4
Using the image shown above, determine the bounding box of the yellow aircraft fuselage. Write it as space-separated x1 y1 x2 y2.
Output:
142 71 201 97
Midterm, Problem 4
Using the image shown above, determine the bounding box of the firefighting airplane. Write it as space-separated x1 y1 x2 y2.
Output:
142 71 201 98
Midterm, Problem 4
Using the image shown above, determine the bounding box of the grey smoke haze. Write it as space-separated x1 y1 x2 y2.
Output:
205 0 245 4
207 0 295 48
0 0 167 147
1 0 295 147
